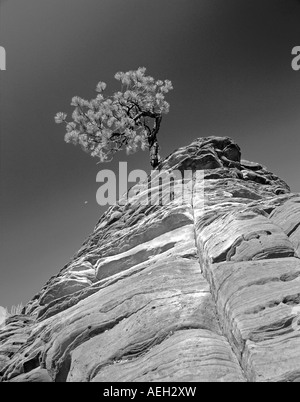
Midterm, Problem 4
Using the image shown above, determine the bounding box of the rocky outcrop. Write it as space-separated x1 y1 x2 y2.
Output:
0 136 299 382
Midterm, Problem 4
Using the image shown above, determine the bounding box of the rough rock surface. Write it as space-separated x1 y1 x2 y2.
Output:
1 136 300 382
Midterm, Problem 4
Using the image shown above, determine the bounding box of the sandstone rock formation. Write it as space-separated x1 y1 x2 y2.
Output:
1 136 300 382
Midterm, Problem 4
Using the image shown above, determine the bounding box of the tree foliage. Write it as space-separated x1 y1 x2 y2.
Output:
55 67 173 168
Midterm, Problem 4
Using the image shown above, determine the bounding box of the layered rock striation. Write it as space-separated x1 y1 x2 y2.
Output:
1 136 300 382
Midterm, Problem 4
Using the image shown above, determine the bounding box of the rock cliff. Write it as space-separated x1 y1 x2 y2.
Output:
1 136 300 382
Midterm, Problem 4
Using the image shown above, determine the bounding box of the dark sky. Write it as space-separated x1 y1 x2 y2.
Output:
0 0 300 309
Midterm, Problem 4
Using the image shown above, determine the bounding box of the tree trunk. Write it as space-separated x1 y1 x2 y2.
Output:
149 139 159 169
148 115 162 169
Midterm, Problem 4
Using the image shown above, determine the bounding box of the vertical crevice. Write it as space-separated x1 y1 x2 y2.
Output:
190 172 249 382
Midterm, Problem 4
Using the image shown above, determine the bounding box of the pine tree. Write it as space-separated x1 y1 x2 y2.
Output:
55 67 173 169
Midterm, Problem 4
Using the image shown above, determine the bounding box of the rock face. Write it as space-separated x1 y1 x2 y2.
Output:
1 136 300 382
